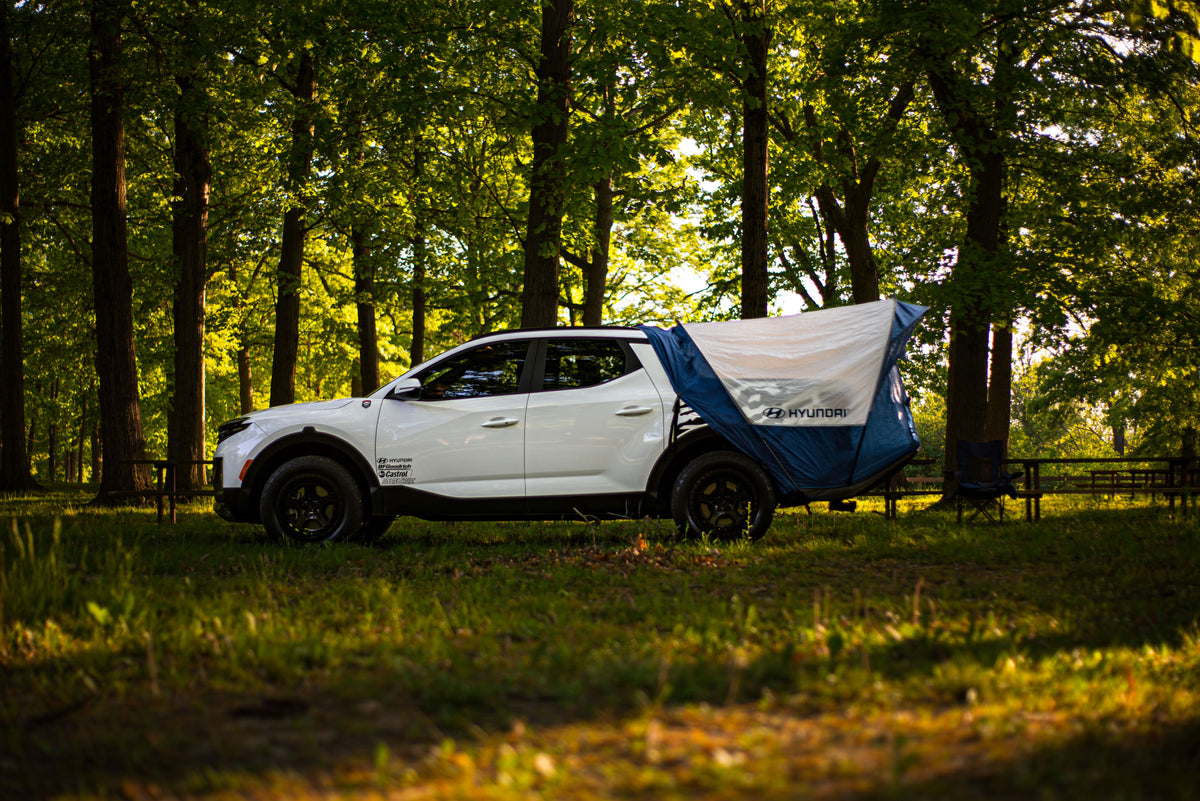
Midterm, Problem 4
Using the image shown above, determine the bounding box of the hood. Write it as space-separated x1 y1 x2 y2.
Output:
243 398 360 424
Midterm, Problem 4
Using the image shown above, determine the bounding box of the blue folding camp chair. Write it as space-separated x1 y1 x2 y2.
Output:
953 440 1022 523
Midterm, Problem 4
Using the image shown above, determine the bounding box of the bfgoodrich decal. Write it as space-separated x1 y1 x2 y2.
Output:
377 456 415 485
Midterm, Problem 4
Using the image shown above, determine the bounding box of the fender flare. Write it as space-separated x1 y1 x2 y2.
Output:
644 427 733 515
242 428 379 508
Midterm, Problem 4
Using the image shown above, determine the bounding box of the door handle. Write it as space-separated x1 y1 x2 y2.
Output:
481 417 520 428
614 406 654 417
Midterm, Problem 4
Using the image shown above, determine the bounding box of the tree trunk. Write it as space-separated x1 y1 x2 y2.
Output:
410 229 427 367
168 68 211 490
90 414 100 484
926 60 1007 495
48 378 58 482
583 174 613 327
269 48 316 407
351 221 379 393
985 321 1013 448
520 0 573 328
77 391 88 482
409 143 427 367
739 0 769 320
0 0 35 491
89 0 152 500
237 345 253 414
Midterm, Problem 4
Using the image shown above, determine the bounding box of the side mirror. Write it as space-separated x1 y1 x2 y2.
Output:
387 377 422 400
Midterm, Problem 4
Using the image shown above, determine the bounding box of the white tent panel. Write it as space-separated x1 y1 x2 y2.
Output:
681 300 897 427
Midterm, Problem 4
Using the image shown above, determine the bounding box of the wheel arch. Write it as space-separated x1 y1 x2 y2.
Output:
646 427 751 517
241 429 378 522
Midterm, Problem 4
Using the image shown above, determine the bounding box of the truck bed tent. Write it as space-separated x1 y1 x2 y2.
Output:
639 299 927 504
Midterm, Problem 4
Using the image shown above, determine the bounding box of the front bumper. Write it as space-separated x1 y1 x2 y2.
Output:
212 457 258 522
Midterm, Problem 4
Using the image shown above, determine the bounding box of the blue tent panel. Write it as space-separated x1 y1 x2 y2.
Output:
640 301 926 503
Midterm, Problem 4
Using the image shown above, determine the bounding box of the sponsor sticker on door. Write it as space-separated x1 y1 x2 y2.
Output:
377 457 415 485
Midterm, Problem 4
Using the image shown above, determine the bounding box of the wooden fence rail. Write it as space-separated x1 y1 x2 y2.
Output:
869 456 1198 521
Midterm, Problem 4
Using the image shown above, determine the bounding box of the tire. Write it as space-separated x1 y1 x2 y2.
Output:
671 450 776 540
259 456 364 545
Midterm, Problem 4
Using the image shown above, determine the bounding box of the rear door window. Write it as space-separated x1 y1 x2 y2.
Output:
540 339 637 391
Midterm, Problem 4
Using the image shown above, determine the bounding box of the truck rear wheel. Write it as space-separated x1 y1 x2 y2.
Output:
671 450 776 540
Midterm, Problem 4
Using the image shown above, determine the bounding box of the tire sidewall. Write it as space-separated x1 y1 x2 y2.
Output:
259 455 364 545
671 450 776 540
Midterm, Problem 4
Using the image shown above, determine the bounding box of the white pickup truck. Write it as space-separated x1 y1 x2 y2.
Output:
214 300 925 544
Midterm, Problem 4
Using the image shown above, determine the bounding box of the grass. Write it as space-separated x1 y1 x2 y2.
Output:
1 487 1199 799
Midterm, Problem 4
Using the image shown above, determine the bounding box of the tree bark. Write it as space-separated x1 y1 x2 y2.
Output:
89 0 152 500
350 221 379 393
169 67 211 490
410 229 427 367
48 379 58 482
582 174 613 327
739 0 770 320
237 345 253 414
926 59 1008 494
77 391 88 482
985 321 1013 447
520 0 573 328
0 0 35 491
269 48 316 407
409 143 428 367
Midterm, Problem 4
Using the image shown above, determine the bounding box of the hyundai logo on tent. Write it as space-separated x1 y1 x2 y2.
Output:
640 299 927 503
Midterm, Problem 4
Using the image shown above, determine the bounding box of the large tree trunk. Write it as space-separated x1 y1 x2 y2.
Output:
940 148 1006 489
582 174 613 327
269 48 316 407
985 321 1013 447
168 68 211 491
520 0 573 328
77 391 88 482
799 84 913 306
48 379 58 482
89 0 152 500
237 345 253 414
738 0 769 320
351 221 379 393
925 54 1009 495
409 143 427 367
0 0 35 491
410 229 427 367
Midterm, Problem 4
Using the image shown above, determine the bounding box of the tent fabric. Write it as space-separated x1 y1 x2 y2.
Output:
639 299 926 503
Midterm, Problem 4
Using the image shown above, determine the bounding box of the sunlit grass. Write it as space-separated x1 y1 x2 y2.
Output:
1 487 1198 799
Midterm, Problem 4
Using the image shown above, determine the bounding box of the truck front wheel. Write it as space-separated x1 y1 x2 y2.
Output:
671 450 776 540
259 455 364 545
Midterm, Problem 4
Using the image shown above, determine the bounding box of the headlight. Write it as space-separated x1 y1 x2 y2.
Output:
217 417 252 444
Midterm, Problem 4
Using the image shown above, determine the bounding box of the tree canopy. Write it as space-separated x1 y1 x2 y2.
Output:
1 0 1198 492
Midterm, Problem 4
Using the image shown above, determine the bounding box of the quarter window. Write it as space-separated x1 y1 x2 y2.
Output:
541 339 636 391
416 341 530 400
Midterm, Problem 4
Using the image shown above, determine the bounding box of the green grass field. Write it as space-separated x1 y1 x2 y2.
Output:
2 488 1198 799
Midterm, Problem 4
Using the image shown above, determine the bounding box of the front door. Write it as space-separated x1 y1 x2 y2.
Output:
375 340 533 500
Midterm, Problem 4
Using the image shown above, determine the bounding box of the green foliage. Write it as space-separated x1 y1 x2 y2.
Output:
4 0 1199 476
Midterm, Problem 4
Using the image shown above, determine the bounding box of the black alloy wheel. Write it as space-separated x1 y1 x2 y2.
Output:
671 450 776 540
259 456 364 545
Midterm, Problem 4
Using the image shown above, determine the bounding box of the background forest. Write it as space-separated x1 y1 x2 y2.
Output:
0 0 1198 497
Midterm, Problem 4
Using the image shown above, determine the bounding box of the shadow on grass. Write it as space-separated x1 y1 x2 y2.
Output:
2 493 1199 798
847 717 1200 801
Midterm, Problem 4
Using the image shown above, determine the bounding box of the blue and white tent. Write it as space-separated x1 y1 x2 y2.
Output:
640 299 927 504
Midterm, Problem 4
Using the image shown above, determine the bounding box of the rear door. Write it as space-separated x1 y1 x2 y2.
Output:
524 336 668 498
